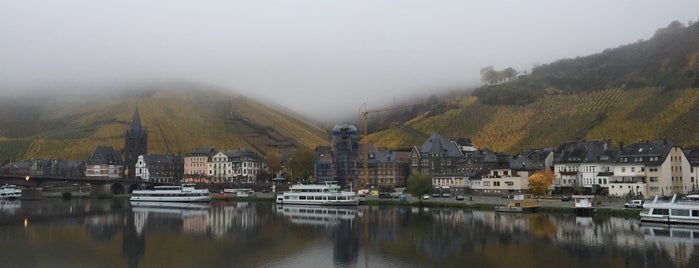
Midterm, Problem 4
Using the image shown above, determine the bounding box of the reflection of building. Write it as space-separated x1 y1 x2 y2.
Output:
85 213 121 241
208 205 235 238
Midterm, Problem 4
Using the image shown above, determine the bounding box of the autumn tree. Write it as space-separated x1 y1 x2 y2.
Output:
265 151 282 175
528 168 555 197
406 172 432 204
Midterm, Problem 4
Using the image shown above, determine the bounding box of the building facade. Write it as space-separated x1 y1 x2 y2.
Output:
134 154 184 183
184 147 215 182
86 146 123 179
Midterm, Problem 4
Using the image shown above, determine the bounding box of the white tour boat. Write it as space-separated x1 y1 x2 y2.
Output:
0 184 22 199
640 195 699 225
130 183 211 202
276 181 359 206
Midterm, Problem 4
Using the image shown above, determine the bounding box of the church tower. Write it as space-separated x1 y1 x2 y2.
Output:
124 107 148 180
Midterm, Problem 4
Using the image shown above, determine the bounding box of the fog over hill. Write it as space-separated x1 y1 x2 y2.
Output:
2 1 698 122
0 84 329 161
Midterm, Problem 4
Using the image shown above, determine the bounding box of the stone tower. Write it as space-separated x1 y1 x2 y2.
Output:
124 108 148 180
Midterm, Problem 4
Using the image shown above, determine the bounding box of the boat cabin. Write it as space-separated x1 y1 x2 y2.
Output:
572 195 596 216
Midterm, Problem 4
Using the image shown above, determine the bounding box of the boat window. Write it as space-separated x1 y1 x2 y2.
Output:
339 196 346 200
672 209 690 217
315 196 322 200
675 230 692 239
299 196 306 200
329 196 337 200
693 210 699 217
652 209 669 215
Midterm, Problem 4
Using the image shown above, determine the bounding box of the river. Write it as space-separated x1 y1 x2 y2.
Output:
0 198 697 268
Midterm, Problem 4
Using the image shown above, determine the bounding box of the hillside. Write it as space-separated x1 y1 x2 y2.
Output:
365 21 699 152
0 83 329 161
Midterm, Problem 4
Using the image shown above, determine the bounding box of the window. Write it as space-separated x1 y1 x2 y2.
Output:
652 209 669 215
494 181 500 186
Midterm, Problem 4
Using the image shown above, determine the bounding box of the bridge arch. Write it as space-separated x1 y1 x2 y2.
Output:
111 183 125 195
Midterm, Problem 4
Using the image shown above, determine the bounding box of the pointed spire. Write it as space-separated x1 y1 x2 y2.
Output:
130 107 142 132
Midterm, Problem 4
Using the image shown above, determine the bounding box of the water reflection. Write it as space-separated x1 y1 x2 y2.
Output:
1 200 699 267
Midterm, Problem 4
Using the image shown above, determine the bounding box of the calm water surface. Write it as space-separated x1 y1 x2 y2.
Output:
0 198 697 268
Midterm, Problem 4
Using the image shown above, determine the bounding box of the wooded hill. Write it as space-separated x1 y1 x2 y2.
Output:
365 21 699 152
0 83 329 162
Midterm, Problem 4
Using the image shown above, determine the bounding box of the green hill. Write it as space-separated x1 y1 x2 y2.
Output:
0 83 329 161
365 21 699 152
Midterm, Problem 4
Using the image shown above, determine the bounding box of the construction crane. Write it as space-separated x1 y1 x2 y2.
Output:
359 102 415 189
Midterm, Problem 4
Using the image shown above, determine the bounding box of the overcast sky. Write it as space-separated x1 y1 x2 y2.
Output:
2 1 698 121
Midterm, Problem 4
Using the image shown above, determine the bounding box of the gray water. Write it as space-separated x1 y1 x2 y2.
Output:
0 198 696 268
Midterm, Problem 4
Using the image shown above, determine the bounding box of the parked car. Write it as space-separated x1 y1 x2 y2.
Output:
422 194 430 200
624 200 644 208
561 195 571 202
455 195 465 201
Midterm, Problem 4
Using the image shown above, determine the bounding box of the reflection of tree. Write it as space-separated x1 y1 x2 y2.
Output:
526 214 556 240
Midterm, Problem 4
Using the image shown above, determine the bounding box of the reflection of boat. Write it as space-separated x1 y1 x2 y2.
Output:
495 195 540 212
0 184 22 199
130 184 211 202
641 223 699 241
277 205 359 226
0 200 21 214
640 195 699 225
276 181 359 206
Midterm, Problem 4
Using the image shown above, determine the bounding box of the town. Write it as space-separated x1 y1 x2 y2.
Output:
2 108 698 199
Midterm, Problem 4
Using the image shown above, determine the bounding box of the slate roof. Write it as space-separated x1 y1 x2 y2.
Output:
684 147 699 167
417 133 463 158
142 154 183 165
617 140 674 165
186 147 215 157
554 140 615 164
87 146 123 165
510 148 553 171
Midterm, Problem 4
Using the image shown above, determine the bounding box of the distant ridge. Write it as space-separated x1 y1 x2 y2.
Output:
0 83 329 161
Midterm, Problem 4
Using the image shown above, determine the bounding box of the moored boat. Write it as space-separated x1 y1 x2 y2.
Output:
640 195 699 225
572 195 596 216
276 181 359 206
495 194 540 212
0 184 22 200
130 183 211 202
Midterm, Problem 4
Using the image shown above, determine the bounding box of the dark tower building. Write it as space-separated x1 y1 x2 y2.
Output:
124 108 148 180
331 124 358 187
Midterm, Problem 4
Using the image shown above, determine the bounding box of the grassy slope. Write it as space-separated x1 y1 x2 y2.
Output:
0 85 328 161
366 87 699 153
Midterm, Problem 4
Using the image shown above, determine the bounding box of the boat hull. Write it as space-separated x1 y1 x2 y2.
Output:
278 199 359 206
130 195 212 202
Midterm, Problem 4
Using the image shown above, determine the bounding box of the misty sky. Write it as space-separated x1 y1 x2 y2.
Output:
2 1 698 121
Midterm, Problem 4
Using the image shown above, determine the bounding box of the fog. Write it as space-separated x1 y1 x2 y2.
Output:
1 0 698 122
